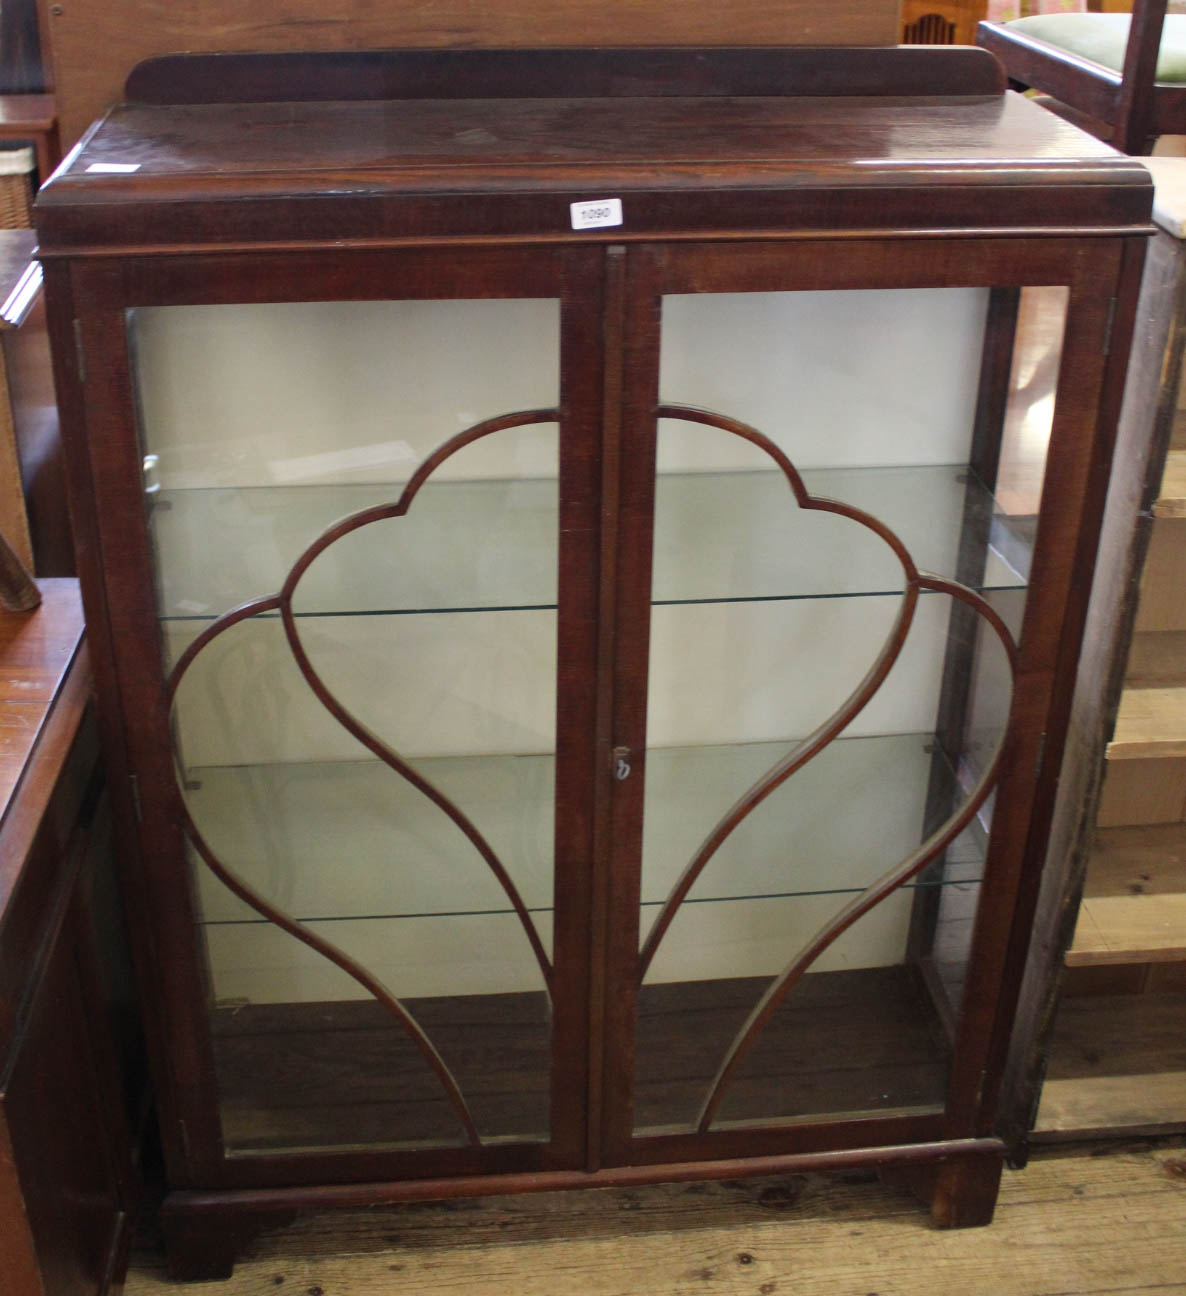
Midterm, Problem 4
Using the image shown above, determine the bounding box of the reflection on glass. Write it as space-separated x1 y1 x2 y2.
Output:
634 286 1063 1135
132 298 561 1151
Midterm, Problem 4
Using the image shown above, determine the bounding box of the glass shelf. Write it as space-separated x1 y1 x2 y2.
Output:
190 731 985 929
150 464 1028 622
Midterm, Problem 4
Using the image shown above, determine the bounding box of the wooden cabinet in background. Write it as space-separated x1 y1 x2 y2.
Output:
1003 158 1186 1154
0 581 142 1296
0 229 71 578
34 46 1153 1279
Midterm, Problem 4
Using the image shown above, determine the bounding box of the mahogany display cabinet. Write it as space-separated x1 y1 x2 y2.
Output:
33 47 1154 1278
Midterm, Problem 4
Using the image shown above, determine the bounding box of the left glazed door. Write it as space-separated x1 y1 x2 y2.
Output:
66 246 607 1183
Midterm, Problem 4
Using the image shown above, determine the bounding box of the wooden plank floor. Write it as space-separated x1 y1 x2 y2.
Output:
1034 991 1186 1138
125 1139 1186 1295
209 970 951 1151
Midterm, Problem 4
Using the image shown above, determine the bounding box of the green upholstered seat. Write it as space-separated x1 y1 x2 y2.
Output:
1005 13 1186 83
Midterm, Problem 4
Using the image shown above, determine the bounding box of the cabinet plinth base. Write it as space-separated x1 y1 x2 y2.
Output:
160 1203 298 1282
880 1149 1005 1228
157 1139 1006 1276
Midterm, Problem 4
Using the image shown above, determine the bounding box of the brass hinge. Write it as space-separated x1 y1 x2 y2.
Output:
72 318 86 382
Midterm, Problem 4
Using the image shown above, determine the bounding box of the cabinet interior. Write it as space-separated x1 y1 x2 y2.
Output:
125 280 1059 1153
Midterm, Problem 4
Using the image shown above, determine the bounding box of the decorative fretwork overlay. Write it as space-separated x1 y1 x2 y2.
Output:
168 409 559 1149
167 404 1018 1146
642 406 1018 1133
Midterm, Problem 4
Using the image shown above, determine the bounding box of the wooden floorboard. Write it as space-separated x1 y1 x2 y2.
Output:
1037 1073 1186 1137
1109 687 1186 760
1154 448 1186 518
1062 826 1186 965
1035 992 1186 1138
1068 894 1186 965
122 1138 1186 1295
212 969 952 1151
1082 825 1186 899
1126 631 1186 687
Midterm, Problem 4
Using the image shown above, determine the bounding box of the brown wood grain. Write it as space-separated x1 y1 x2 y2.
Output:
1086 822 1186 896
208 970 949 1154
123 46 1005 108
34 90 1153 260
126 1141 1186 1295
0 1115 41 1296
999 230 1183 1157
3 287 71 579
0 578 82 815
0 232 43 576
38 1 906 149
1035 989 1186 1135
1127 630 1186 685
0 573 142 1296
1154 447 1186 515
1109 685 1186 758
1137 518 1186 631
1098 756 1186 825
35 63 1155 1265
1069 897 1186 964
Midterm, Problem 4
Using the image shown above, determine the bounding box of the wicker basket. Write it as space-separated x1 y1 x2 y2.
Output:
0 147 34 228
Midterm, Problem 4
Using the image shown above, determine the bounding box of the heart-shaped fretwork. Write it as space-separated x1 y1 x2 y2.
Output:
167 407 560 1149
641 404 1018 1135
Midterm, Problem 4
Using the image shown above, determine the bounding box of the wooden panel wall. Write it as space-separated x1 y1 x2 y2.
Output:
37 0 903 149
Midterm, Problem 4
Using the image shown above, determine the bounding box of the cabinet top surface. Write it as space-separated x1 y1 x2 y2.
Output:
36 91 1153 251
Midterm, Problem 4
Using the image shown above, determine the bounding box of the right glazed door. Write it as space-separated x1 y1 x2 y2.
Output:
598 238 1116 1166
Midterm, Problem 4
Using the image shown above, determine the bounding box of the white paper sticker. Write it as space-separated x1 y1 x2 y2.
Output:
570 198 623 231
85 162 141 174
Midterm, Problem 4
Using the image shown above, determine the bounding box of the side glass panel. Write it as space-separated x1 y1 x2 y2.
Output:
131 298 561 1153
634 286 1064 1132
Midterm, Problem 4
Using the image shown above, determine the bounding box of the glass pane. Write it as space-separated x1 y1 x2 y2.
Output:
634 285 1063 1133
132 297 561 1153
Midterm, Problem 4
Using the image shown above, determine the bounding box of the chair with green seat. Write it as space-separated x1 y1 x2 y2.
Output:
977 0 1186 154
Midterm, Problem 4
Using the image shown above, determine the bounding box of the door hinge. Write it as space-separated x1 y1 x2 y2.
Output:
72 318 86 382
611 745 632 781
129 773 143 823
1101 296 1118 357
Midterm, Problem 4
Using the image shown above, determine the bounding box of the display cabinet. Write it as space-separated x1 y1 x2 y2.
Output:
34 47 1153 1278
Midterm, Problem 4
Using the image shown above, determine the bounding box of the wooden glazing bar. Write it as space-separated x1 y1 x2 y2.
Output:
65 247 605 1186
949 241 1146 1137
906 285 1023 1016
549 250 608 1169
68 289 228 1182
585 245 628 1174
597 246 664 1165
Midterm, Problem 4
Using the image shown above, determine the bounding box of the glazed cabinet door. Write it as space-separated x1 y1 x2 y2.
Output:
598 238 1130 1166
64 247 606 1184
